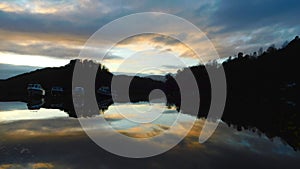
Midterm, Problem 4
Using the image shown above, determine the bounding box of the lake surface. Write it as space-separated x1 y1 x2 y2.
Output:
0 101 299 169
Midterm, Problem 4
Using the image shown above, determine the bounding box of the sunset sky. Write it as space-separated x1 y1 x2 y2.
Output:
0 0 299 74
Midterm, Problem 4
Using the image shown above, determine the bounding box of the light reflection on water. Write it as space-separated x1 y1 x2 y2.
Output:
0 102 299 168
101 102 198 139
0 102 28 111
0 102 68 123
0 102 195 138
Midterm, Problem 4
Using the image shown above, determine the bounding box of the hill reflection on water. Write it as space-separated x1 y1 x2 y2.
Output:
0 99 300 168
0 101 300 169
2 90 298 152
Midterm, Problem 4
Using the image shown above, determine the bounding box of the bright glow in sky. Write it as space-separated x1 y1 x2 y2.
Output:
0 52 70 67
98 33 203 75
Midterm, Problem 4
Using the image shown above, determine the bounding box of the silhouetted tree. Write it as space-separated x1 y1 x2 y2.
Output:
266 44 277 53
282 40 289 48
238 52 243 58
258 47 263 55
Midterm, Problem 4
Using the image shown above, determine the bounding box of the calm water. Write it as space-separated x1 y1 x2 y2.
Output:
0 101 299 169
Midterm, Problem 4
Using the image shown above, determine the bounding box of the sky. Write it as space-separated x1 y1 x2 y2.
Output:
0 0 299 75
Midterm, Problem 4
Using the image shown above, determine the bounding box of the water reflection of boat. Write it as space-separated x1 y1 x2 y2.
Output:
27 98 45 110
73 96 84 108
50 103 64 109
27 84 45 97
98 99 113 109
72 87 85 108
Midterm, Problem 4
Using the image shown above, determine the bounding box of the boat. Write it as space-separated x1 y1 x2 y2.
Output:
97 86 111 96
27 84 45 97
73 87 85 97
73 87 85 108
51 86 64 96
97 86 117 97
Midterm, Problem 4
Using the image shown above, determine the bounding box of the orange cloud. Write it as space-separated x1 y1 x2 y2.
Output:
0 163 54 169
0 3 24 13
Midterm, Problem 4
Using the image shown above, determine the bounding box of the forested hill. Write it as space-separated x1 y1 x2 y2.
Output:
0 59 113 100
167 36 299 115
0 59 164 101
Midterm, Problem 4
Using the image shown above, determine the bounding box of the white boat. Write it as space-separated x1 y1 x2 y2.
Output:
51 86 64 96
73 87 85 108
97 86 111 95
27 84 45 96
73 87 85 96
97 86 117 97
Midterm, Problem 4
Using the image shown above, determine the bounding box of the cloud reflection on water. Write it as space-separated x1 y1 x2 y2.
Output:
1 116 299 168
0 102 299 168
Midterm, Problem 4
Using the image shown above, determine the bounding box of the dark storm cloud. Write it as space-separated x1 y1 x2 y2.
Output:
189 0 300 56
116 34 183 49
0 10 99 36
206 0 300 33
0 0 299 59
0 41 80 59
0 1 141 36
1 0 299 38
0 2 134 37
152 35 182 46
162 65 181 69
103 53 123 60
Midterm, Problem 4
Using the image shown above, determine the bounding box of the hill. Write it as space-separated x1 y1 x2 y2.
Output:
166 36 299 150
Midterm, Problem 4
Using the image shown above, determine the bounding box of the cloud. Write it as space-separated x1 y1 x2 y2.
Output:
208 0 300 33
211 25 299 57
151 35 181 46
114 33 199 59
0 30 124 61
0 0 75 14
0 0 299 63
0 41 80 59
0 2 24 13
0 0 129 36
161 64 185 72
195 0 300 56
103 53 123 61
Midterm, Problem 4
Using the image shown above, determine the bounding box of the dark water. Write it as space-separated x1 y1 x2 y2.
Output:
0 101 300 169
